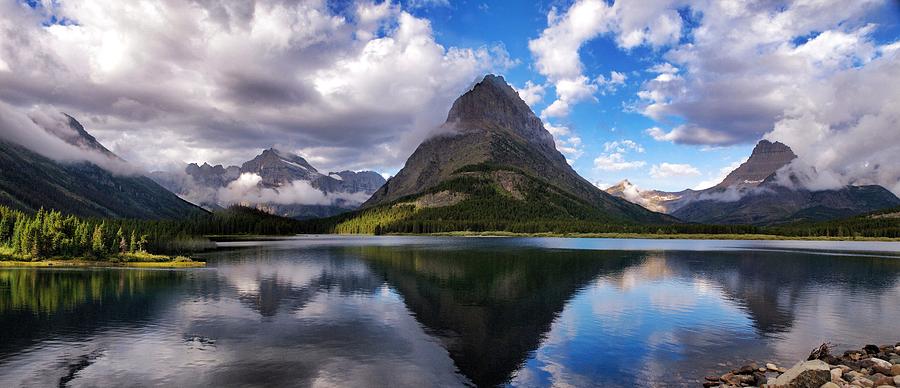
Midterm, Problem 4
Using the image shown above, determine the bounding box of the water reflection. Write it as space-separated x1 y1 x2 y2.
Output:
0 269 188 359
354 246 642 387
0 238 898 387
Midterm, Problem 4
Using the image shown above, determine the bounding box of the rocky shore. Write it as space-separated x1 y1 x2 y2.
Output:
704 343 900 387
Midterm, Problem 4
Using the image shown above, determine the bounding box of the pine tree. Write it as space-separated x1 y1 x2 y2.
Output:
0 214 10 245
129 230 137 253
138 234 149 252
91 225 105 256
116 227 126 254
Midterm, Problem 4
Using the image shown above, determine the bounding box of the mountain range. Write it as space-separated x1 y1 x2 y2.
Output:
0 115 204 219
605 140 900 225
323 74 675 232
1 75 897 230
151 149 386 219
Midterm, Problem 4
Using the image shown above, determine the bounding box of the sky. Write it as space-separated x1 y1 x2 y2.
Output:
1 0 899 193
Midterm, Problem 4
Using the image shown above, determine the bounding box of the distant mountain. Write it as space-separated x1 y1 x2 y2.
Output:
0 116 205 219
329 74 674 232
152 148 386 219
605 140 900 225
603 180 679 213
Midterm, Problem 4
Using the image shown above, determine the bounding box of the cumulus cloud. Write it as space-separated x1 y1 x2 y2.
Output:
529 0 685 118
514 81 546 107
596 70 627 94
527 0 900 195
649 163 700 179
0 0 513 173
594 153 646 171
593 139 646 171
544 122 584 161
763 44 900 196
541 75 597 118
604 139 644 154
635 0 886 147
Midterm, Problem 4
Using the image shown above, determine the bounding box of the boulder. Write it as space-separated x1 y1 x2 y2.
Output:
770 360 832 388
830 368 843 382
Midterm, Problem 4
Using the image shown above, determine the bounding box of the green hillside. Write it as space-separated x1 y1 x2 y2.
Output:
301 164 678 234
0 140 205 219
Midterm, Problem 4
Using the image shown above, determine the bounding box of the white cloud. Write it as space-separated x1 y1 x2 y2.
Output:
217 173 370 206
514 81 546 107
544 121 583 160
594 152 646 171
763 45 900 195
635 0 886 146
596 70 627 94
594 139 647 171
529 0 686 119
604 139 644 153
0 0 513 173
649 163 700 179
541 75 597 118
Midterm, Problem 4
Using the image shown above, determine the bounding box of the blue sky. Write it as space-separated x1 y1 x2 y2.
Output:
2 0 900 194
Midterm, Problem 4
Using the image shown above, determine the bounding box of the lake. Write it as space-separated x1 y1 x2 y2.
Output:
1 236 899 387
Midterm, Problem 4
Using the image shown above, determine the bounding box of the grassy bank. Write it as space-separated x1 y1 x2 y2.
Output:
0 248 204 268
0 259 205 268
415 231 900 241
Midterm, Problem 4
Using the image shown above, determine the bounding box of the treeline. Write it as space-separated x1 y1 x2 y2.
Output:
298 171 900 238
0 206 150 260
768 207 900 238
0 205 304 261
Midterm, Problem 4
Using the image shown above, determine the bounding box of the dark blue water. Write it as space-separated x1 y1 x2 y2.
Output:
1 236 899 387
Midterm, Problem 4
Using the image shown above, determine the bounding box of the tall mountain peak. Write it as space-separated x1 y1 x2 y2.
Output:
360 74 673 224
714 139 797 189
444 74 556 151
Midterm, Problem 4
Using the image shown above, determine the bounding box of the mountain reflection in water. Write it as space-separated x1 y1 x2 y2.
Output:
0 237 898 387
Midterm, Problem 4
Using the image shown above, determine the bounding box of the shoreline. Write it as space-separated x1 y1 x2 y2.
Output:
400 231 900 242
705 342 900 387
0 259 205 268
203 232 900 243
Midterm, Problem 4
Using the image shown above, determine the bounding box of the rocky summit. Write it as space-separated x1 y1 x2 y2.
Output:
715 140 797 189
354 74 674 227
152 148 385 219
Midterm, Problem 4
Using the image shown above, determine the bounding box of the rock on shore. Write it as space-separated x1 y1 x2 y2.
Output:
703 342 900 388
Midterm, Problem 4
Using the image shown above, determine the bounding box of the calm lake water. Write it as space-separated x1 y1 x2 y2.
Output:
2 236 900 387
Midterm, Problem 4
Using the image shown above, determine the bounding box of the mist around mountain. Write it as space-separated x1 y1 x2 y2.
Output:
0 115 204 219
151 149 386 219
605 140 900 225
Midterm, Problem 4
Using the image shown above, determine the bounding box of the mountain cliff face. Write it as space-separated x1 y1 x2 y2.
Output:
0 116 205 219
152 149 386 219
605 140 900 225
352 74 674 227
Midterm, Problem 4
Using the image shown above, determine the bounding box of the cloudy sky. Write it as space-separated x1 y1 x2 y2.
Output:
1 0 899 193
